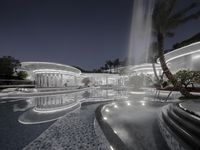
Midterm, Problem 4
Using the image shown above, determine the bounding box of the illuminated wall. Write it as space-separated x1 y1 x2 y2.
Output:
83 73 121 86
21 62 81 88
163 42 200 73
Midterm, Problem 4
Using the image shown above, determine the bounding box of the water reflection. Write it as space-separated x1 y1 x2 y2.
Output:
18 94 80 124
81 89 128 101
17 89 128 124
34 94 78 112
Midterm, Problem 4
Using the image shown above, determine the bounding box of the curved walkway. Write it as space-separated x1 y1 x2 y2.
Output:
23 102 110 150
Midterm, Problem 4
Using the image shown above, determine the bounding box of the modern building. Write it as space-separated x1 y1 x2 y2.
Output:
82 73 123 86
126 42 200 76
21 62 81 88
128 63 162 75
160 41 200 73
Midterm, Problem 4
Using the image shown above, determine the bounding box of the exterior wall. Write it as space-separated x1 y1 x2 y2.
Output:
82 73 122 86
164 42 200 73
34 72 80 88
21 62 81 88
130 42 200 76
129 63 162 76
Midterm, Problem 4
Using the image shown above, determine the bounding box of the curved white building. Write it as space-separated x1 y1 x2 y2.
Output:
128 63 162 75
161 42 200 73
128 42 200 75
21 62 81 88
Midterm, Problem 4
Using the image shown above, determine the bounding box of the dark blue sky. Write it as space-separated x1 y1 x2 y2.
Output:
0 0 199 70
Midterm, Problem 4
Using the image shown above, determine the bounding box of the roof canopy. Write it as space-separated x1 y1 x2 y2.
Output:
21 62 81 74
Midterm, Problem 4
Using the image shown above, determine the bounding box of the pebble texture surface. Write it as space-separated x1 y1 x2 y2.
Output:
23 103 110 150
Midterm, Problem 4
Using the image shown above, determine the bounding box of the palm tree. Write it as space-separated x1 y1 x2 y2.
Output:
104 64 109 72
113 58 120 73
149 42 161 85
106 60 113 73
153 0 200 97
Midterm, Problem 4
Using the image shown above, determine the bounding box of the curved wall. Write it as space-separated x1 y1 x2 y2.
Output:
159 42 200 73
21 62 81 88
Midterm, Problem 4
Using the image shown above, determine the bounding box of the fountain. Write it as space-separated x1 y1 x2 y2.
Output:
128 0 155 65
126 0 155 90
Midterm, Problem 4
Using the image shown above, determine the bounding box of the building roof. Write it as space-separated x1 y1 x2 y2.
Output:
157 42 200 63
21 62 81 74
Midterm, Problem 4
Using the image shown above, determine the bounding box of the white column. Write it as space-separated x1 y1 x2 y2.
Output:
42 74 45 87
46 74 49 87
56 74 59 87
53 74 56 87
43 74 46 87
37 74 40 87
36 74 38 87
54 73 57 87
50 74 53 87
39 74 42 87
60 74 63 87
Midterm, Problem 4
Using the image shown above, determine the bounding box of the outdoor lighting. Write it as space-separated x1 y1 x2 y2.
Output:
126 101 131 106
114 130 118 134
105 108 110 112
110 146 114 150
103 117 108 121
140 101 145 106
192 54 200 60
114 104 118 108
130 91 145 95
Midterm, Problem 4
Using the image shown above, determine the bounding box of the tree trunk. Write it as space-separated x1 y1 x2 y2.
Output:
152 63 161 85
157 32 192 97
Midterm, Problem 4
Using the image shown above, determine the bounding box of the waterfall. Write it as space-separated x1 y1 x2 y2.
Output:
128 0 155 65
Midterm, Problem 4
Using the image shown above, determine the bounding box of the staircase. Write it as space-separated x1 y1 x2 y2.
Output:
159 103 200 150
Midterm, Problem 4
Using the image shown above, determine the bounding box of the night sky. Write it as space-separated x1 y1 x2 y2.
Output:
0 0 199 70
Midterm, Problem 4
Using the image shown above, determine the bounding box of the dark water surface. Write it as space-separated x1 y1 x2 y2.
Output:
0 100 54 150
0 89 127 150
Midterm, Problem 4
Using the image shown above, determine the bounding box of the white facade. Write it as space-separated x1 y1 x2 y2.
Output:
161 42 200 73
21 62 81 88
82 73 123 86
128 42 200 76
128 63 162 75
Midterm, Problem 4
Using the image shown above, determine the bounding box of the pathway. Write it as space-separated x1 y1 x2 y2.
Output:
23 103 110 150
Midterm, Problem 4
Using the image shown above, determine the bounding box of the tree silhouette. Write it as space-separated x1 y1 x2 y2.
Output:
153 0 200 97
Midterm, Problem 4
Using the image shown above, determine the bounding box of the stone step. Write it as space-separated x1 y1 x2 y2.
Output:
161 104 200 149
174 104 200 127
169 105 200 138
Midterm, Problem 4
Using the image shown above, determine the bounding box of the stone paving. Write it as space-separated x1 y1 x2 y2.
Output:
23 103 110 150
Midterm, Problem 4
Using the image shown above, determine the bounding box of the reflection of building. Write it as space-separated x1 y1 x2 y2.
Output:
21 62 81 88
34 94 78 112
18 94 80 124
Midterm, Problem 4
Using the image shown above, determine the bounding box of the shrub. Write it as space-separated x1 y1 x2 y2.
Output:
81 77 91 86
175 70 200 88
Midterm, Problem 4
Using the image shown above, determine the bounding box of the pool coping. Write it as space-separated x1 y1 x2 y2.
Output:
95 103 129 150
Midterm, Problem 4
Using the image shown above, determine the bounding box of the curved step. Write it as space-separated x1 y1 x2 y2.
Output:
174 104 200 126
161 104 200 149
170 105 200 138
168 107 200 141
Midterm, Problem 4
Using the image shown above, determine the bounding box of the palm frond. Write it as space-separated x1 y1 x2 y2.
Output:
178 10 200 25
170 2 198 20
153 0 177 33
166 32 175 37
